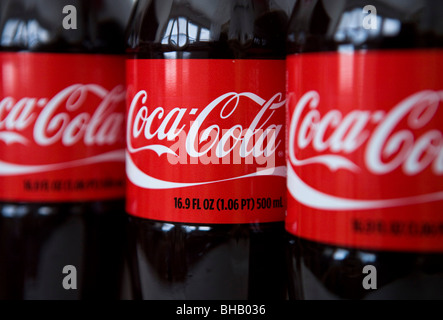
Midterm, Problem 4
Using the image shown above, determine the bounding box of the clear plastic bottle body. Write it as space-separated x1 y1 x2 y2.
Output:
0 0 133 299
125 0 293 300
286 0 443 300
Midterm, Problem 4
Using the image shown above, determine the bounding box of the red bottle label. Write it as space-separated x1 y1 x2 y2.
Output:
126 59 286 224
0 53 126 201
286 50 443 252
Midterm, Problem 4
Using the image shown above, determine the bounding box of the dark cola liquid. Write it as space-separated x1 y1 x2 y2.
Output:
0 0 133 299
0 201 127 299
126 0 292 300
286 0 443 300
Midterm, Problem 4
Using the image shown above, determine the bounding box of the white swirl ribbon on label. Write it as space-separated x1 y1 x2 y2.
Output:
0 132 29 145
287 164 443 210
127 152 286 189
0 149 125 175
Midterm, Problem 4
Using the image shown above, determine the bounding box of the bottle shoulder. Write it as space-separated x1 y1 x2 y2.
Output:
126 0 293 59
286 0 443 54
0 0 133 53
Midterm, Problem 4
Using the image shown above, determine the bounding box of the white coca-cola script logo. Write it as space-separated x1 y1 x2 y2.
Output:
0 84 126 175
288 90 443 210
127 90 286 189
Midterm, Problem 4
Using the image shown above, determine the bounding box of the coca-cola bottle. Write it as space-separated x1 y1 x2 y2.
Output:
286 0 443 299
0 0 133 299
125 0 292 299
